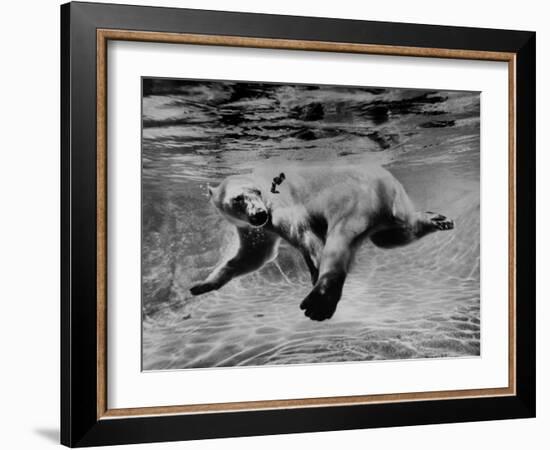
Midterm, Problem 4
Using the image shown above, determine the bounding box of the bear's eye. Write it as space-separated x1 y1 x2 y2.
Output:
232 195 245 205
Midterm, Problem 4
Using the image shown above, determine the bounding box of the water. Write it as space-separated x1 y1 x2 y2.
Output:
141 78 480 370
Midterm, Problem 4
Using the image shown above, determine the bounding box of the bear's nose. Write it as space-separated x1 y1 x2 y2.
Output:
249 210 268 227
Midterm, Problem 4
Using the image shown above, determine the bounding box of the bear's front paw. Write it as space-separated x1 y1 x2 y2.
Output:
190 282 215 296
300 278 342 321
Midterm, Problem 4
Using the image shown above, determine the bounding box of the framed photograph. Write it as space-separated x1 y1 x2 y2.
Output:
61 1 535 447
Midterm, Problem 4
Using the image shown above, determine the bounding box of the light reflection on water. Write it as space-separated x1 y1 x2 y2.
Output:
141 79 480 370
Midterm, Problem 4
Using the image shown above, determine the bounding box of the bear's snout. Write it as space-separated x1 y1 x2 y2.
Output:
249 210 268 227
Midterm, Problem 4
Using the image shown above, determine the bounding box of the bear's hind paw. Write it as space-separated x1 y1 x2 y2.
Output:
426 212 454 231
300 290 339 321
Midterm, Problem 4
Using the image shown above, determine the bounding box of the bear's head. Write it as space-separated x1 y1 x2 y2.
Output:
208 178 269 228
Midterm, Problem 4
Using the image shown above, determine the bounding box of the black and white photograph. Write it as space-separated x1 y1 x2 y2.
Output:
141 77 480 370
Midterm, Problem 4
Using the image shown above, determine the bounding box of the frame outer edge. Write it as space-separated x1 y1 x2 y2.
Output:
62 2 536 446
60 2 72 447
71 1 533 52
514 32 536 415
64 2 103 447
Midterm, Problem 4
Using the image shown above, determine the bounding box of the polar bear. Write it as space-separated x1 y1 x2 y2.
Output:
190 163 454 321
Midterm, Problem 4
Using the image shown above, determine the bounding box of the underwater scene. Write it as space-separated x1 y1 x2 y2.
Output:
141 78 480 370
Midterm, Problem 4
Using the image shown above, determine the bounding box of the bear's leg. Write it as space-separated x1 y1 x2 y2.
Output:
301 252 319 285
298 231 323 285
370 212 454 248
300 222 359 321
369 226 415 248
190 227 280 296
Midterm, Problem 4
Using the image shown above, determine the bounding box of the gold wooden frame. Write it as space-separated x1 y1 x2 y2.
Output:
96 29 516 420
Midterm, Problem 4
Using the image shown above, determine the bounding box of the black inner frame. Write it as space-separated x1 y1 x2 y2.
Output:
61 2 535 447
